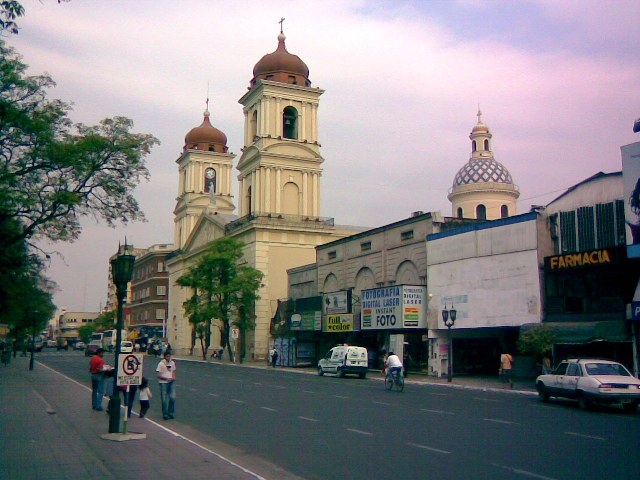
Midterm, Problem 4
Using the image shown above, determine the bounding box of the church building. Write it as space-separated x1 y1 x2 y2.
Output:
166 31 360 359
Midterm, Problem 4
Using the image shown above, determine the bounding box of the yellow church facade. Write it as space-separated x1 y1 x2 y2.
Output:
166 32 361 360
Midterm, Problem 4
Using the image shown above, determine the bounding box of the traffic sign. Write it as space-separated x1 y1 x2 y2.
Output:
117 353 144 386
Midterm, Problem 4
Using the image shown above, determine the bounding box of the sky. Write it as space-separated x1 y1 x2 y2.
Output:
7 0 640 313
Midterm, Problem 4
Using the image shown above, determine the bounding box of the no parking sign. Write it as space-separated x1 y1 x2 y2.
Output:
117 354 144 386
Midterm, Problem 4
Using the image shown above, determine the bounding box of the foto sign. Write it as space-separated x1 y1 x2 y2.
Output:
361 285 426 330
117 353 144 386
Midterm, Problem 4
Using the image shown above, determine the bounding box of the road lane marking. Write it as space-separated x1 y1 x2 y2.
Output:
260 406 277 412
231 399 245 404
495 464 559 480
474 397 502 402
429 393 448 396
208 393 219 397
421 408 455 415
347 428 372 436
564 432 605 441
302 390 315 394
483 418 518 425
407 442 450 454
254 382 262 386
298 416 318 422
188 387 197 392
333 395 349 399
372 401 392 406
273 385 286 389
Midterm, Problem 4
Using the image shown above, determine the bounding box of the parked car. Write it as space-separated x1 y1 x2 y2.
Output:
120 341 134 353
26 337 44 352
74 341 86 351
536 359 640 413
46 340 57 348
318 345 368 378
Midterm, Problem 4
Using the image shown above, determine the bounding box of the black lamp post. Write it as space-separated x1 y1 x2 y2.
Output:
107 242 135 433
442 303 457 383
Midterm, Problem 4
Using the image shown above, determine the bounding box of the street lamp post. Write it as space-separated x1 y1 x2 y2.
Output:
107 242 135 434
442 303 457 383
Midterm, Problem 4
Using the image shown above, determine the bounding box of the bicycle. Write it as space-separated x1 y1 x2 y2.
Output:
384 369 404 392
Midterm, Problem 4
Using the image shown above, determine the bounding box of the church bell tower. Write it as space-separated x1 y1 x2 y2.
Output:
236 30 324 219
173 106 235 249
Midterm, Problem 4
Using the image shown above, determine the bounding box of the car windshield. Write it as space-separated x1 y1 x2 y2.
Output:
584 362 630 376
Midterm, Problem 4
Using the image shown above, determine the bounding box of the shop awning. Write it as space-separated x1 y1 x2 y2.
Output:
520 321 630 344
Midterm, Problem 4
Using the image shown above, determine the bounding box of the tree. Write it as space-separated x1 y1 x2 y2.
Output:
517 324 556 360
177 238 263 362
0 40 160 250
0 1 24 35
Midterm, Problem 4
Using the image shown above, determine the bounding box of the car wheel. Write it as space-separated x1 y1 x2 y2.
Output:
577 392 592 411
338 367 345 378
359 373 366 379
536 382 549 402
622 402 638 414
317 366 324 376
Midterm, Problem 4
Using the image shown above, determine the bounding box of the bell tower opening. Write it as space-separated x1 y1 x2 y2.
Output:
476 204 487 220
283 106 298 139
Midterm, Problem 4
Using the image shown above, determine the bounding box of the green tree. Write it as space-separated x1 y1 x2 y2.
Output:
517 324 556 360
0 1 24 34
177 238 263 362
0 40 159 250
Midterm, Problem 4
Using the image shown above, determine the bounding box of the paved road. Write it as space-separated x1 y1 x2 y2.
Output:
38 350 640 480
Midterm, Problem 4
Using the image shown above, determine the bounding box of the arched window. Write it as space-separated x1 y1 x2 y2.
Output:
484 139 489 150
457 207 463 218
501 205 509 218
204 168 216 193
250 110 257 141
472 140 477 152
283 106 298 139
476 204 487 220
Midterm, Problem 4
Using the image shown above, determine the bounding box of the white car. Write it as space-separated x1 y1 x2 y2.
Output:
536 359 640 413
120 341 134 353
318 345 368 379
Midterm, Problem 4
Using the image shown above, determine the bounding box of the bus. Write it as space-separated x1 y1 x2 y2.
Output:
128 323 164 352
102 329 127 352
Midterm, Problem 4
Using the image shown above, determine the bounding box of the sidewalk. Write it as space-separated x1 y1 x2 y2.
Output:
0 356 284 480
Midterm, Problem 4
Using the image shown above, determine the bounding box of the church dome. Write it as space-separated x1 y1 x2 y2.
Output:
184 111 228 153
251 33 310 87
452 157 514 187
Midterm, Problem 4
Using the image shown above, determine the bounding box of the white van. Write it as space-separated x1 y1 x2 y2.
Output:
318 345 368 379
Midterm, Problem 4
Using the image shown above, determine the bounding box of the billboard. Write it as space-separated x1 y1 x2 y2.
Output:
323 290 350 314
290 311 321 331
622 141 640 258
324 314 354 332
360 285 426 330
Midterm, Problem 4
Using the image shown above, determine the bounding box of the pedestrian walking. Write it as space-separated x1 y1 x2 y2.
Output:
270 346 278 367
500 352 514 389
156 351 176 420
138 377 152 418
89 348 107 411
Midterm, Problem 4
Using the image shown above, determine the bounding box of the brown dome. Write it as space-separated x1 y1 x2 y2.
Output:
251 33 310 87
184 111 228 153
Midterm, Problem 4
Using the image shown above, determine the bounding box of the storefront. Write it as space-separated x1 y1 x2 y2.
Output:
543 246 637 370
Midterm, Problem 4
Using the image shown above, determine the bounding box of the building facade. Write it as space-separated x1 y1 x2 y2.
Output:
127 243 174 335
57 309 100 340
